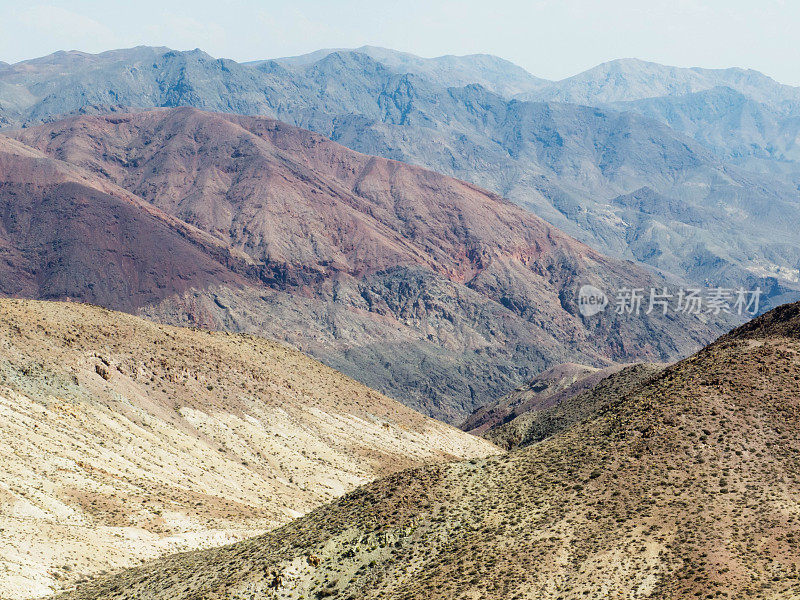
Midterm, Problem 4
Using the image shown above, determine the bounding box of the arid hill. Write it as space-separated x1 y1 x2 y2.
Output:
62 300 800 599
6 109 724 421
484 363 664 450
461 362 629 435
0 299 496 599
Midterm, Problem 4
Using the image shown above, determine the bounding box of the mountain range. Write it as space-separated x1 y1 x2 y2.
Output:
1 42 799 600
0 108 719 422
265 45 547 98
2 46 799 309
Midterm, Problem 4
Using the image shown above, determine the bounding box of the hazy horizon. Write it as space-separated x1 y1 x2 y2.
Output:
5 43 799 88
1 0 798 86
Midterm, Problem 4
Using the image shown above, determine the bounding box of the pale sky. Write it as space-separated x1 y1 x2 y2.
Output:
1 0 798 85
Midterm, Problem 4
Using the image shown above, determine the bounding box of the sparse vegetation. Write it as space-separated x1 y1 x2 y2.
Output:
58 302 800 599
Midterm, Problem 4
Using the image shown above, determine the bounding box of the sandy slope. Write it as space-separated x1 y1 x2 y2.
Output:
0 299 496 598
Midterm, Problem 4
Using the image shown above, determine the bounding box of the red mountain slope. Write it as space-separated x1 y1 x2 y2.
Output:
6 109 723 420
0 136 248 311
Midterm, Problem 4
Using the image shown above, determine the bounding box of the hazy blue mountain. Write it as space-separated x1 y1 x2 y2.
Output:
293 78 800 303
527 58 800 111
607 87 800 164
2 46 800 306
0 47 282 123
524 59 800 167
267 45 548 97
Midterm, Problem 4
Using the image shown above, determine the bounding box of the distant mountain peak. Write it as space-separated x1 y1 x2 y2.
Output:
12 45 173 67
530 57 799 108
591 57 659 70
266 45 546 97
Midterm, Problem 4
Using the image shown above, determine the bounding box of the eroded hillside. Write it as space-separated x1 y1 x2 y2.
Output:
0 299 496 599
62 301 800 599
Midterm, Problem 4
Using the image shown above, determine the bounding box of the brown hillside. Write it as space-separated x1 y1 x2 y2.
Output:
485 362 664 450
62 301 800 600
0 136 250 310
461 362 627 435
